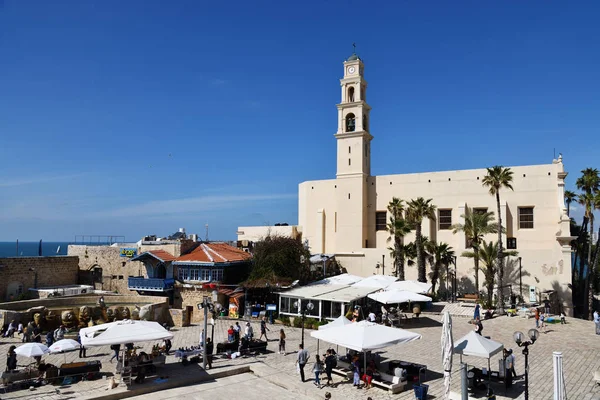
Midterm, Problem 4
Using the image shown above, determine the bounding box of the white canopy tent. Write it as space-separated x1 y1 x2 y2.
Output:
387 280 432 294
453 330 504 383
318 315 353 330
351 275 397 289
311 320 421 352
81 320 173 347
368 290 432 304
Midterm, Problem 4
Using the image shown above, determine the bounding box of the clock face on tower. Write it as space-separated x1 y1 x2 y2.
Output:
348 66 355 74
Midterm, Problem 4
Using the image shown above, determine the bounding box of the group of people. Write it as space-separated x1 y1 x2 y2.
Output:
296 344 340 388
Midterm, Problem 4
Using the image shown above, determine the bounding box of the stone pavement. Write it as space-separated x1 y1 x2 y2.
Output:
1 312 600 400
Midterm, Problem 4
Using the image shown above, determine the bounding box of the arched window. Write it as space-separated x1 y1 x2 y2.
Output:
345 113 356 132
156 263 167 279
363 114 368 131
348 87 355 102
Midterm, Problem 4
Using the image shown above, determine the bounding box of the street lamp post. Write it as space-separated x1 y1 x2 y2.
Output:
294 300 314 348
198 296 214 371
513 328 539 400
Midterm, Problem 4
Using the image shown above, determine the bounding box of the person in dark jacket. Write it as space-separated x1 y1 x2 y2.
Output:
205 337 214 369
6 346 17 371
324 349 336 385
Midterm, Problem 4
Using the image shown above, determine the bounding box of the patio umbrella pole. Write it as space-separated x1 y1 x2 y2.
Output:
460 362 468 400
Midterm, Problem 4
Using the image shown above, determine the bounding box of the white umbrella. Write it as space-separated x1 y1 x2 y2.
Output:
15 342 49 357
49 339 82 364
441 311 453 400
352 275 397 289
82 320 173 347
311 320 421 352
368 290 432 304
49 339 81 353
387 280 432 294
317 315 354 354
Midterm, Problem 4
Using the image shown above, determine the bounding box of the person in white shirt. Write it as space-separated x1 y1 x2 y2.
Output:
244 322 254 340
594 310 600 335
368 311 376 322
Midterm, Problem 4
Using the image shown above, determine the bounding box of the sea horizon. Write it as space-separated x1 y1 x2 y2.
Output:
0 241 70 258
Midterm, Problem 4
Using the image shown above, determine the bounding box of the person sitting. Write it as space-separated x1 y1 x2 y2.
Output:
362 360 376 389
4 320 17 338
6 346 17 372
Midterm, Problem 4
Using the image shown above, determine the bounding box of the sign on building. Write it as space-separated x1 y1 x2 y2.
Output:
120 248 137 258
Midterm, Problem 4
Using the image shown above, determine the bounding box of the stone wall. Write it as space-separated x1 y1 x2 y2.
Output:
0 256 79 302
68 245 143 294
174 286 215 324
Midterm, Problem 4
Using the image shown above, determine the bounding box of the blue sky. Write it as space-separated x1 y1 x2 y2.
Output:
1 1 598 241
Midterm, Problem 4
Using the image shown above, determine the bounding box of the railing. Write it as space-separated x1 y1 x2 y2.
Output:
128 277 175 291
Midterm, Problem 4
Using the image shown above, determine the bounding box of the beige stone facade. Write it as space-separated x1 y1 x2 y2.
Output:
68 245 143 294
0 256 80 301
238 54 575 313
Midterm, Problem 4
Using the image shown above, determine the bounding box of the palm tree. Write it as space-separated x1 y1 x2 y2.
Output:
482 166 514 312
464 241 518 307
407 198 437 283
386 198 411 280
426 242 455 295
564 190 577 217
576 168 600 320
451 207 500 293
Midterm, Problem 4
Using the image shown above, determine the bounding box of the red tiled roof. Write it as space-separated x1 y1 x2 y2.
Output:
147 250 177 262
175 242 251 264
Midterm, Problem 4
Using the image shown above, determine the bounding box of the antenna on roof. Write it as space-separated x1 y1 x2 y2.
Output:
205 223 209 242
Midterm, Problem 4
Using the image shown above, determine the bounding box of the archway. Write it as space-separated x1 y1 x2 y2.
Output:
156 264 167 279
348 87 355 102
345 113 356 132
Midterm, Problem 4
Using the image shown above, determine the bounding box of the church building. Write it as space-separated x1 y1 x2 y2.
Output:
238 52 574 313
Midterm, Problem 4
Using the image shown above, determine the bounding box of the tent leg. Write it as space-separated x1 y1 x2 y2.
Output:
461 362 468 400
317 339 319 355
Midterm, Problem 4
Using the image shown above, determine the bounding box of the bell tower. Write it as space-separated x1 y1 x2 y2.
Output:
334 48 372 251
335 48 373 178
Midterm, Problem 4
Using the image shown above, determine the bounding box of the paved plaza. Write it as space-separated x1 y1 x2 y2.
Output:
1 307 600 400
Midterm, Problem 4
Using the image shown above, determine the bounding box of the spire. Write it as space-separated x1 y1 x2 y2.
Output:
347 42 360 61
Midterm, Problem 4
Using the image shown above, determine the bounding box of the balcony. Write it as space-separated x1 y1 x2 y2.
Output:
128 277 175 292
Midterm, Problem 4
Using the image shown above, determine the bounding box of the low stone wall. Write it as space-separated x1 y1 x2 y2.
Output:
0 294 170 331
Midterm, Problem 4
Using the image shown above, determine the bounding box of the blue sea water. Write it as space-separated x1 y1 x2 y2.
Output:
0 242 69 257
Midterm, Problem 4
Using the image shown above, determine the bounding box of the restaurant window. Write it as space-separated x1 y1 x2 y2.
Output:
280 297 291 313
212 269 224 281
331 302 342 319
376 211 387 231
301 299 319 317
199 269 210 281
519 207 534 229
439 209 452 230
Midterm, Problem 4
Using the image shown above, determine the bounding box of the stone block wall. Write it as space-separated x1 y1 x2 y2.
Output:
174 286 215 324
68 245 143 294
0 256 79 302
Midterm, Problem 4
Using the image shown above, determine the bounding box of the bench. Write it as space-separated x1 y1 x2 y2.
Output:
331 367 353 379
371 371 407 394
458 294 479 304
594 370 600 385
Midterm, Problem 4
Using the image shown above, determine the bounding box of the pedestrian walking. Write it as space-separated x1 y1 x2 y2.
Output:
279 329 286 354
227 325 235 342
233 322 241 341
324 349 336 385
296 344 309 382
259 317 270 341
540 313 547 333
313 355 323 387
110 344 120 363
594 310 600 335
205 337 214 369
543 297 551 315
534 308 540 328
508 349 516 378
474 317 483 336
77 333 86 358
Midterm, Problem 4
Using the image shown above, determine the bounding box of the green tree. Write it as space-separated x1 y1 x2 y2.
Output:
386 198 411 280
425 242 455 295
463 240 517 307
482 166 514 312
576 168 600 320
247 234 311 286
407 197 436 283
564 190 577 217
451 207 500 293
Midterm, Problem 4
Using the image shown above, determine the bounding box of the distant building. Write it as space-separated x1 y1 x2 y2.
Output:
69 229 252 323
237 52 575 313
